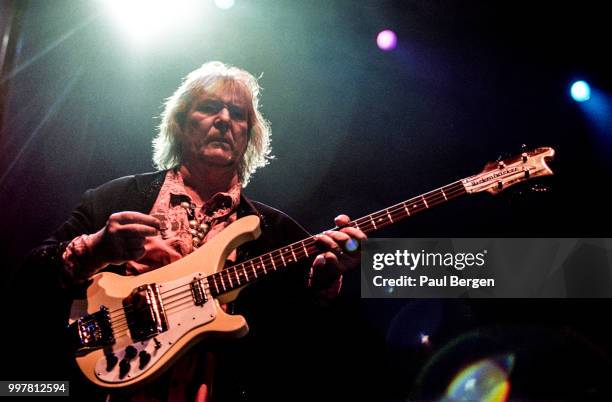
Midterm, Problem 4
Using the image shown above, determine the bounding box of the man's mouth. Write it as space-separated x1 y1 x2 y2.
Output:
206 138 232 148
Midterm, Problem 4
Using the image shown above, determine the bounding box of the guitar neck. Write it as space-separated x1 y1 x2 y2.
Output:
206 180 467 297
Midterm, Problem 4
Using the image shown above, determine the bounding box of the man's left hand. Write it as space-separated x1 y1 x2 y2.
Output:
310 214 367 289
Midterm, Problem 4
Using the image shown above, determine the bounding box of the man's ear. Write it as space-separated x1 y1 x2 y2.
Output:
175 110 187 131
175 95 194 131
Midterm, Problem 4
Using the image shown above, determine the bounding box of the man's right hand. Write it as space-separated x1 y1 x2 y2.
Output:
88 211 161 268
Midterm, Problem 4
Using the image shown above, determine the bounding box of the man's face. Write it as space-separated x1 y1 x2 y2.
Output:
181 85 250 171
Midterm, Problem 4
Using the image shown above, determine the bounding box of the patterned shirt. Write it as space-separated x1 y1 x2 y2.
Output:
125 169 241 275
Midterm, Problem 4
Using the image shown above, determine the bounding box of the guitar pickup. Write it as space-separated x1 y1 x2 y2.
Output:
190 278 208 306
123 284 168 342
68 306 115 354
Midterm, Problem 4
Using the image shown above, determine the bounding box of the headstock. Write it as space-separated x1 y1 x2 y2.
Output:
462 147 555 195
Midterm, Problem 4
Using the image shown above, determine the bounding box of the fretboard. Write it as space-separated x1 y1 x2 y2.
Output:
206 180 467 297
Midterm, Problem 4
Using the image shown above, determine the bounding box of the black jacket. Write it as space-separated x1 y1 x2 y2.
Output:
23 171 327 401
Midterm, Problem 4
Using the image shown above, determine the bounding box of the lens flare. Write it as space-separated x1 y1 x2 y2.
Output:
345 238 359 252
443 354 514 402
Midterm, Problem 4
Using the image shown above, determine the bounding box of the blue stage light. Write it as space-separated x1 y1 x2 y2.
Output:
571 80 591 102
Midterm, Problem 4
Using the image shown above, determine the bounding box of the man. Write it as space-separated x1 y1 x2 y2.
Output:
26 61 366 401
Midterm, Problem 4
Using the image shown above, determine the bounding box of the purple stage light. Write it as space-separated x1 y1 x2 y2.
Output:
377 29 397 51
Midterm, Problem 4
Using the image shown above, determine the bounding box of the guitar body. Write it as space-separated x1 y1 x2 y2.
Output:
69 215 262 390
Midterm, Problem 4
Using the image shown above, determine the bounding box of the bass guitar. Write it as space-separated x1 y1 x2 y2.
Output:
68 146 555 389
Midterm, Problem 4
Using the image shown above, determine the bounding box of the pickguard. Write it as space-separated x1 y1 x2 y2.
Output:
94 272 216 383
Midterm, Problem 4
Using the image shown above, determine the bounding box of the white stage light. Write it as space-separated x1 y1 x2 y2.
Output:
104 0 200 41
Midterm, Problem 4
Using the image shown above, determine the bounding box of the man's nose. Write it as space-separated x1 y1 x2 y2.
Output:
213 107 231 131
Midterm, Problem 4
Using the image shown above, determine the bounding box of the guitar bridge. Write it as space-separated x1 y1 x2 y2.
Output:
68 306 115 354
124 284 168 342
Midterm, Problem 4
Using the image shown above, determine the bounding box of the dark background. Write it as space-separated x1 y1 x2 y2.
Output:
1 1 611 400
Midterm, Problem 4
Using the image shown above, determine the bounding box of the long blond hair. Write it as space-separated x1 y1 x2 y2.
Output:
153 61 272 186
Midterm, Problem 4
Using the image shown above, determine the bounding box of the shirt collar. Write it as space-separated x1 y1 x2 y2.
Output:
166 170 242 218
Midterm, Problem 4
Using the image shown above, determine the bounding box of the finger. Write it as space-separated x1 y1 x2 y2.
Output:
125 247 146 261
322 251 340 267
314 234 341 252
158 241 183 259
312 254 326 268
325 230 365 253
327 250 341 262
323 230 352 244
334 214 351 227
310 252 344 289
117 223 160 238
339 227 367 241
111 212 161 229
316 235 350 260
125 237 146 249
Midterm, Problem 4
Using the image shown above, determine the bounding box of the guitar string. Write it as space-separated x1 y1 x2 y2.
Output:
104 183 469 332
107 187 469 333
111 297 217 335
109 182 466 319
110 180 466 314
111 298 199 336
107 157 544 337
87 183 469 333
97 183 469 334
81 157 544 341
151 181 466 301
110 290 199 331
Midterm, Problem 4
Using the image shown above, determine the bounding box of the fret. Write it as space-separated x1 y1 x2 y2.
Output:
422 195 428 208
279 250 286 266
234 268 241 286
250 259 258 279
353 221 361 231
227 271 233 288
386 209 394 223
403 202 411 216
204 277 213 296
290 246 297 262
302 242 309 257
441 188 448 200
241 264 249 282
369 215 377 230
270 254 277 270
219 274 226 291
260 256 267 274
212 276 219 294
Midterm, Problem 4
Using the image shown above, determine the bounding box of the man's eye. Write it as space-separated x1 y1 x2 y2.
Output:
196 101 246 121
198 102 221 114
229 107 247 121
